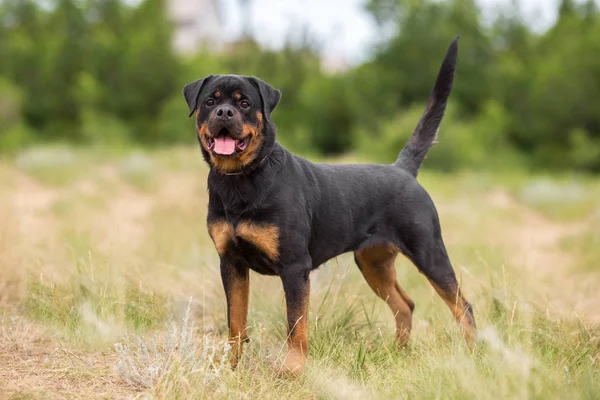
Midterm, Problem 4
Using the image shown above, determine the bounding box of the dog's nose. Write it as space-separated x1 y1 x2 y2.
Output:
215 105 236 120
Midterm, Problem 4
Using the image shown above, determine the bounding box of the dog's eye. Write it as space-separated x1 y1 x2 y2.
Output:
206 98 215 107
240 100 251 110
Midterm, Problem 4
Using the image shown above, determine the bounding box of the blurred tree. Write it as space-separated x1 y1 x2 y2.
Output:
1 0 46 131
523 4 600 170
491 9 535 155
364 0 496 116
88 0 129 116
40 0 88 139
559 0 577 17
118 0 179 142
0 79 33 150
298 75 355 154
583 0 597 19
0 0 599 171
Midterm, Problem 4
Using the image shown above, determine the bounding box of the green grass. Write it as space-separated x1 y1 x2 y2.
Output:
562 230 600 274
109 280 600 400
24 258 169 346
1 145 599 399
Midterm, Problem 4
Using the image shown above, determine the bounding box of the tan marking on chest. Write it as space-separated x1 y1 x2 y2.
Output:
236 221 280 260
207 220 280 260
208 220 235 255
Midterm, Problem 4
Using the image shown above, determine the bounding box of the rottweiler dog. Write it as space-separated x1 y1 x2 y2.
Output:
183 37 476 373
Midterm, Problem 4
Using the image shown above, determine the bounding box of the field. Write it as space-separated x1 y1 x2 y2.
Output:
0 146 599 399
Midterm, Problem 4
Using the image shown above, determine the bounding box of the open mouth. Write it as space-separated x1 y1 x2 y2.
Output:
206 129 250 156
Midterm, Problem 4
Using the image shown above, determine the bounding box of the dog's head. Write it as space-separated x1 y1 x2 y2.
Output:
183 74 281 174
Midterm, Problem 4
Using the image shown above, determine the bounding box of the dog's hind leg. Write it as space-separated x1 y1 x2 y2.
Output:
354 244 415 345
280 264 311 374
409 236 476 347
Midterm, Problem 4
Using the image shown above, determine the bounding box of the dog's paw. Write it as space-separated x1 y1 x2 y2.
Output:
277 349 306 377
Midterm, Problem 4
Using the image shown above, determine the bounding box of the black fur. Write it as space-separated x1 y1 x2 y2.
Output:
183 75 214 117
183 37 475 367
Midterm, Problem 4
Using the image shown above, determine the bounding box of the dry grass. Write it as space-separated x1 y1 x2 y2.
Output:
113 297 231 391
0 314 137 399
0 145 599 399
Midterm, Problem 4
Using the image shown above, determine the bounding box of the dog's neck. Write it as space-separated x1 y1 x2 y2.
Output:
207 143 287 215
216 153 270 176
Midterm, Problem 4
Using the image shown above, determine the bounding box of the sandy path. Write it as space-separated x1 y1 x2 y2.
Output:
486 189 600 324
10 174 60 246
1 173 65 302
0 317 138 399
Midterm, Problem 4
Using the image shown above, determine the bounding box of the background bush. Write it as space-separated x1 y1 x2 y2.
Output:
1 0 600 173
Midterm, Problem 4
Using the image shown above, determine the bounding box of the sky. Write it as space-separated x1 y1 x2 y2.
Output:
216 0 573 65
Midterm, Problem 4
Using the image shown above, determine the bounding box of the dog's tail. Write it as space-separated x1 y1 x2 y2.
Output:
394 36 459 178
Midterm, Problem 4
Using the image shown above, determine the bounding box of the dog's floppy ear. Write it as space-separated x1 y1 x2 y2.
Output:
183 75 214 117
248 76 282 118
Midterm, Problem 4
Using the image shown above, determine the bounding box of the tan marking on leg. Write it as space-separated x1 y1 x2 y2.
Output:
208 220 234 255
282 280 309 374
356 244 414 345
227 266 249 368
428 279 476 347
236 221 279 260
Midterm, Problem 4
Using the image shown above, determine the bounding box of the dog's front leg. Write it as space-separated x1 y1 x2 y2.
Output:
220 260 249 369
280 266 310 374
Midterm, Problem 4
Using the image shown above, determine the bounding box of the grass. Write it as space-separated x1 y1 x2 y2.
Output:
0 145 599 399
562 230 600 274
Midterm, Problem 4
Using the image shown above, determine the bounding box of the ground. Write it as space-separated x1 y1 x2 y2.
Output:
0 146 599 399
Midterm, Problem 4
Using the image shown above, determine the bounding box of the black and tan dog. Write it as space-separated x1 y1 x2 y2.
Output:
183 37 476 373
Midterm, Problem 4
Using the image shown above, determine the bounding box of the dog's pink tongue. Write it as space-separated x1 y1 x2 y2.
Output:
214 137 236 155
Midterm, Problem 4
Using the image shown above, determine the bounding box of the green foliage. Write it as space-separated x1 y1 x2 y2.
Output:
357 100 521 172
0 79 34 151
2 0 600 172
0 0 179 145
80 109 132 146
156 93 196 144
297 75 355 154
365 0 496 115
569 129 600 171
